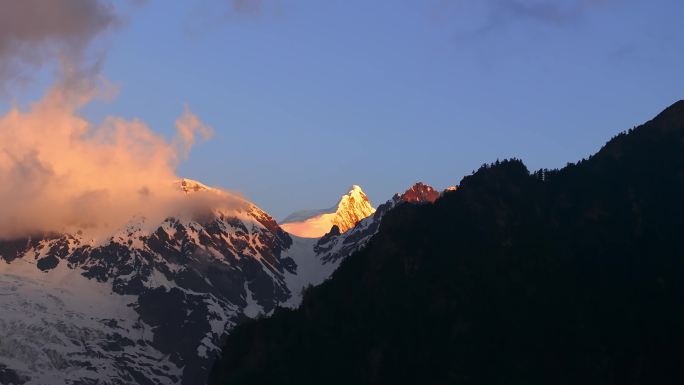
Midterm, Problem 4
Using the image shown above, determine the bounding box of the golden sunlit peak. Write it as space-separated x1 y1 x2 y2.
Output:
280 184 376 238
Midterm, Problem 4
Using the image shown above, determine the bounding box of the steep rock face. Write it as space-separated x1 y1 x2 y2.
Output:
280 185 376 238
399 182 440 203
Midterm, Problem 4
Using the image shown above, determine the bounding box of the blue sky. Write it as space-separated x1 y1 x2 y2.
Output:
7 0 684 219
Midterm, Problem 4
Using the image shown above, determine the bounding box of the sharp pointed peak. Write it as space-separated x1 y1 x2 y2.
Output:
280 184 375 237
347 184 365 194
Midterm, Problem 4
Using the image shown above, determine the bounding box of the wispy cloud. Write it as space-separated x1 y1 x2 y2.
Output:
493 0 621 31
228 0 263 15
184 0 283 35
0 0 119 94
174 105 215 159
493 0 617 24
435 0 623 36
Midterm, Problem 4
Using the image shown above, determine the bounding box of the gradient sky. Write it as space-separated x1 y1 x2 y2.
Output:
6 0 684 220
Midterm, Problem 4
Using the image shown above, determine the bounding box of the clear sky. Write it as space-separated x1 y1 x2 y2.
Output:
5 0 684 220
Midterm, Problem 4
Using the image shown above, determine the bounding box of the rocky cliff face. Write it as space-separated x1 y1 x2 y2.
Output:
399 182 441 203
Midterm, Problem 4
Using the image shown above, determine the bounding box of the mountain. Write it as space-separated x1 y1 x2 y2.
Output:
0 182 298 385
208 101 684 385
0 177 439 384
280 185 376 238
398 182 441 203
312 182 445 265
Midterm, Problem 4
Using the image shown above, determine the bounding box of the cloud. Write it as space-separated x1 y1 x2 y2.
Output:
229 0 262 15
184 0 274 34
174 106 214 159
490 0 618 24
0 0 246 240
0 0 118 94
436 0 622 35
0 84 241 240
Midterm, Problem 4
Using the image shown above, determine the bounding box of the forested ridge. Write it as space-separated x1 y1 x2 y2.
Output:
209 101 684 385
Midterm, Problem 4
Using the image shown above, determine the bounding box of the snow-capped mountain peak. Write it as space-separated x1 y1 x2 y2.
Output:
0 178 295 385
333 185 375 232
175 178 213 193
280 185 376 238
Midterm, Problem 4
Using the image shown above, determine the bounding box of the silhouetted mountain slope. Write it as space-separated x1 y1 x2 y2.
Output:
209 101 684 385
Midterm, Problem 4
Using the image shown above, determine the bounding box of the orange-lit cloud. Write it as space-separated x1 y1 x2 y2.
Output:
175 105 215 159
0 0 250 240
0 83 237 240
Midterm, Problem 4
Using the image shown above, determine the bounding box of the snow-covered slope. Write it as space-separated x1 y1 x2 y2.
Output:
280 185 376 238
0 261 178 385
0 180 301 385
